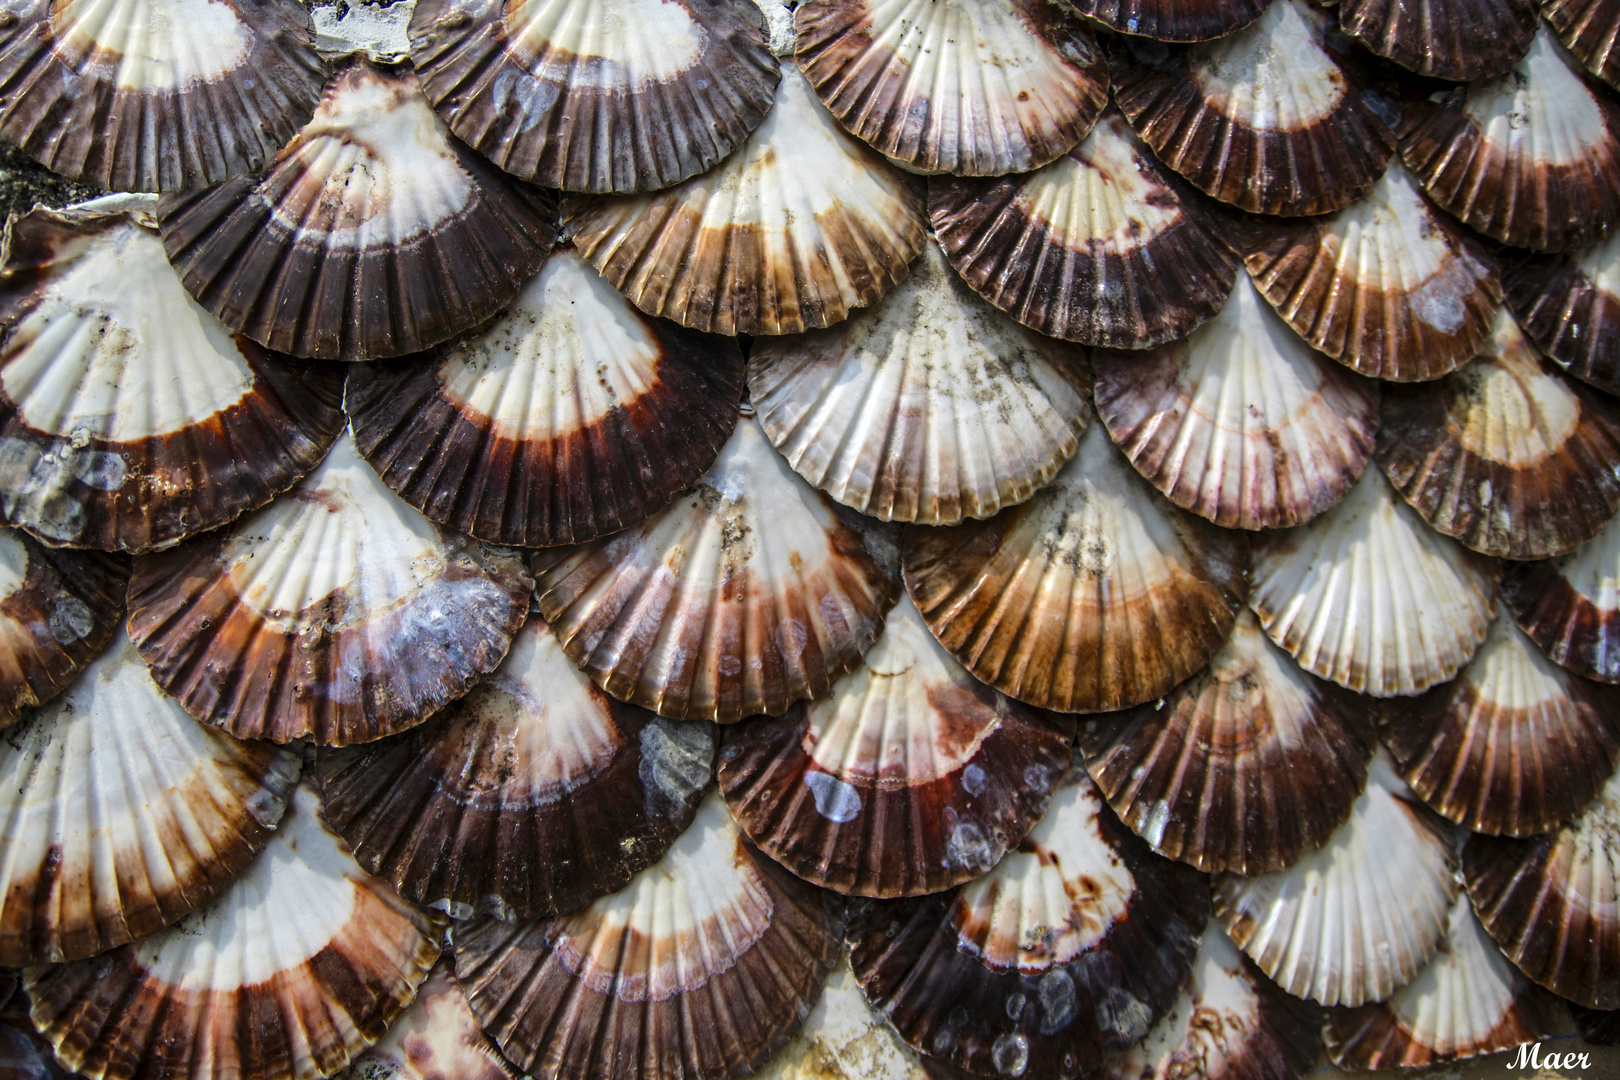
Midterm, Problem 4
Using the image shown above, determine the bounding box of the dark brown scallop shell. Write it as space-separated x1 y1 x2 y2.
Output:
1502 510 1620 683
1502 235 1620 394
1068 0 1272 41
1542 0 1620 89
1338 0 1538 80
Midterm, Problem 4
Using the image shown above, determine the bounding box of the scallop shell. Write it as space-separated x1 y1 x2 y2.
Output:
847 758 1208 1080
346 245 744 547
0 527 126 726
1323 892 1564 1070
407 0 779 193
1067 0 1271 41
1093 276 1380 532
333 959 517 1080
564 66 927 337
1098 920 1322 1080
1113 0 1396 217
0 628 300 966
532 415 901 723
1376 307 1620 560
1249 463 1500 698
156 55 557 361
747 239 1090 527
0 206 345 552
1246 165 1502 383
313 616 716 922
1543 0 1620 88
452 792 845 1080
1381 611 1620 837
1338 0 1537 80
125 430 533 746
0 0 324 192
1502 506 1620 683
929 110 1242 351
752 954 927 1080
1079 607 1377 876
1463 767 1620 1009
1503 231 1620 394
1212 752 1459 1007
1399 28 1620 252
902 419 1249 715
26 783 445 1080
793 0 1108 177
718 592 1076 898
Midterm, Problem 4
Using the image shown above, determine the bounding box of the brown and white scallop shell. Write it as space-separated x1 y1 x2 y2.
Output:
1068 0 1272 41
751 954 928 1080
1543 0 1620 88
1503 231 1620 394
332 959 517 1080
1338 0 1538 80
1502 506 1620 683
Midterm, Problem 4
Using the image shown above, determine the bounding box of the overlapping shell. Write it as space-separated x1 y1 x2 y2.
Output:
751 955 927 1080
1504 231 1620 394
0 206 345 552
25 784 445 1080
347 245 744 547
157 55 557 361
1338 0 1538 80
532 415 901 722
565 66 927 336
793 0 1109 176
126 431 533 746
929 110 1242 351
1544 0 1620 87
1069 0 1271 41
903 420 1249 714
748 239 1090 526
334 959 517 1080
408 0 780 193
1503 506 1620 683
314 616 715 921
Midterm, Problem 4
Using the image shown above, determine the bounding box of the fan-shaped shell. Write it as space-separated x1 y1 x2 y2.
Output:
0 527 125 726
1212 752 1459 1007
532 415 901 722
1382 611 1620 837
902 420 1249 715
346 245 743 547
564 66 927 337
333 959 517 1080
1502 507 1620 683
1067 0 1271 41
0 0 323 192
793 0 1108 177
1113 0 1396 217
156 55 557 361
1503 231 1620 394
718 592 1076 897
1376 308 1620 560
1249 463 1500 697
1094 276 1379 531
747 239 1090 526
0 629 300 966
1399 28 1620 252
26 784 445 1080
125 431 533 746
452 792 845 1080
1338 0 1537 80
752 954 927 1080
408 0 779 194
929 110 1242 351
1543 0 1620 88
847 758 1208 1080
0 206 345 552
1246 165 1502 383
1079 607 1377 876
314 616 715 922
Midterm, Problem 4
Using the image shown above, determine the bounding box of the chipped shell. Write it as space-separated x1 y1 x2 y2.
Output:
718 591 1077 898
1245 164 1503 383
1338 0 1538 80
452 792 845 1080
793 0 1108 177
1093 276 1380 532
0 0 324 192
1068 0 1272 42
0 206 345 553
1078 607 1378 877
1381 611 1620 837
1376 308 1620 560
408 0 780 194
902 420 1249 715
1503 230 1620 395
157 55 557 361
532 414 901 723
1544 0 1620 89
747 238 1091 527
25 783 445 1080
333 959 517 1080
125 429 533 746
929 110 1242 351
313 615 716 922
1399 27 1620 252
347 245 744 547
1503 506 1620 683
1113 0 1396 217
1212 752 1459 1007
847 758 1208 1080
0 628 301 966
750 954 927 1080
564 65 927 337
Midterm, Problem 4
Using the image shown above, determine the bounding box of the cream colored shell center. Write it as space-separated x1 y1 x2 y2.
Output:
505 0 706 85
51 0 250 90
1189 0 1345 133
